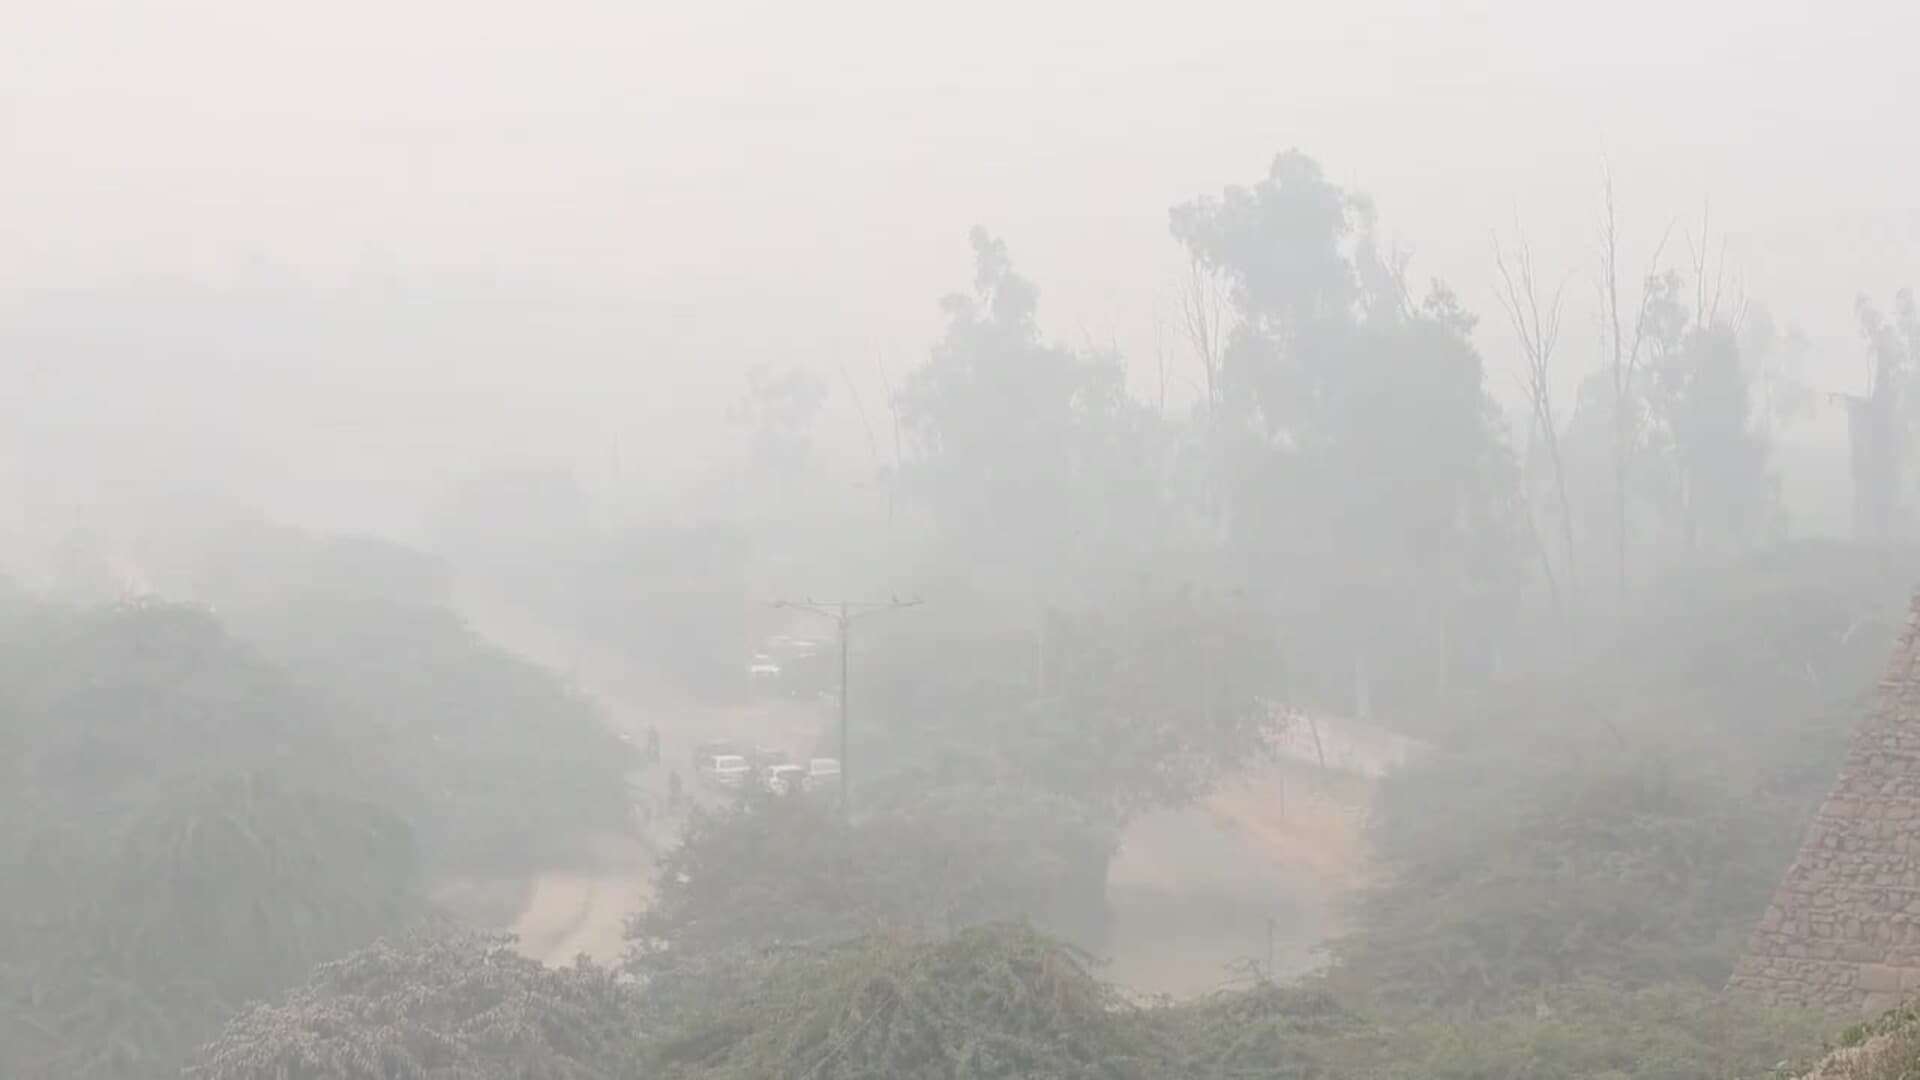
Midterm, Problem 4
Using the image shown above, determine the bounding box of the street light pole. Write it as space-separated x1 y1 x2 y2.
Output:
773 596 921 818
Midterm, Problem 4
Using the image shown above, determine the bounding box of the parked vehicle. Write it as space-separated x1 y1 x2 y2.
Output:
802 757 841 792
748 653 781 680
691 738 747 770
704 754 752 788
762 763 807 795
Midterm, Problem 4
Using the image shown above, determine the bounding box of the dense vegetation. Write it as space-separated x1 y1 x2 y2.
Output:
188 928 643 1080
0 528 633 1078
0 598 420 1078
191 921 1381 1080
13 143 1920 1080
628 785 1110 973
179 921 1825 1080
1310 541 1916 1077
651 926 1161 1079
162 521 633 872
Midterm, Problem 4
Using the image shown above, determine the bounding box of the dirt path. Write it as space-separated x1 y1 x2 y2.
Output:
1102 762 1371 995
510 863 654 967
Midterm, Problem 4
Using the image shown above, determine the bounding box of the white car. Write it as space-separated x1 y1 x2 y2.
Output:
706 754 752 788
762 763 807 795
748 653 781 679
802 757 841 792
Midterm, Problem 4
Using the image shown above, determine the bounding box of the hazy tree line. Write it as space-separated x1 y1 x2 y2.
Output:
407 150 1920 1078
827 152 1909 719
567 152 1907 725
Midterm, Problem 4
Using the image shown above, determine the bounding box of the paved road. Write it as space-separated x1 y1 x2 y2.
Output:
1104 762 1363 994
454 582 829 966
508 835 654 967
453 581 1369 993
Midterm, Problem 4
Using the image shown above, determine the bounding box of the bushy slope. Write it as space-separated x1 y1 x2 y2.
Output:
0 599 421 1079
2 534 635 1077
174 523 633 872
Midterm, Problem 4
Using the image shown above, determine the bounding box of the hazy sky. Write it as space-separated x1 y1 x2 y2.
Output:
2 0 1915 529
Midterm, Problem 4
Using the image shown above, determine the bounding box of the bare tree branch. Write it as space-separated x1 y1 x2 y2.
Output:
1492 219 1577 620
1597 166 1673 602
1177 257 1229 418
840 361 883 476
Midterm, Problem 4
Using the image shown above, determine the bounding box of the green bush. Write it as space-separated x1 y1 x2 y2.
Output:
1333 751 1795 1015
188 928 644 1080
181 526 633 873
0 600 422 1080
650 925 1164 1080
1372 981 1821 1080
628 784 1112 979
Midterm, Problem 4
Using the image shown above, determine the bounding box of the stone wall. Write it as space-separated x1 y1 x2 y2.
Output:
1731 590 1920 1014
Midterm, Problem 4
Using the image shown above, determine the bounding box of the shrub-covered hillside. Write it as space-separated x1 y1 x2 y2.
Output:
0 531 635 1078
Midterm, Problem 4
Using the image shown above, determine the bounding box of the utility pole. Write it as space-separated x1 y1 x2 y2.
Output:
772 596 921 817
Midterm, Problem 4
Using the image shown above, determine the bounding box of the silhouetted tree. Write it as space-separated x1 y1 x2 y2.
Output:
1171 150 1519 715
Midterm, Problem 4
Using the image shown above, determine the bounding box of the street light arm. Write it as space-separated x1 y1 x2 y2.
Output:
773 599 842 623
774 597 923 625
842 598 924 624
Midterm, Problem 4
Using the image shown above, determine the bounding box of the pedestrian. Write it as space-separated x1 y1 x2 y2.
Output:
645 724 661 766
